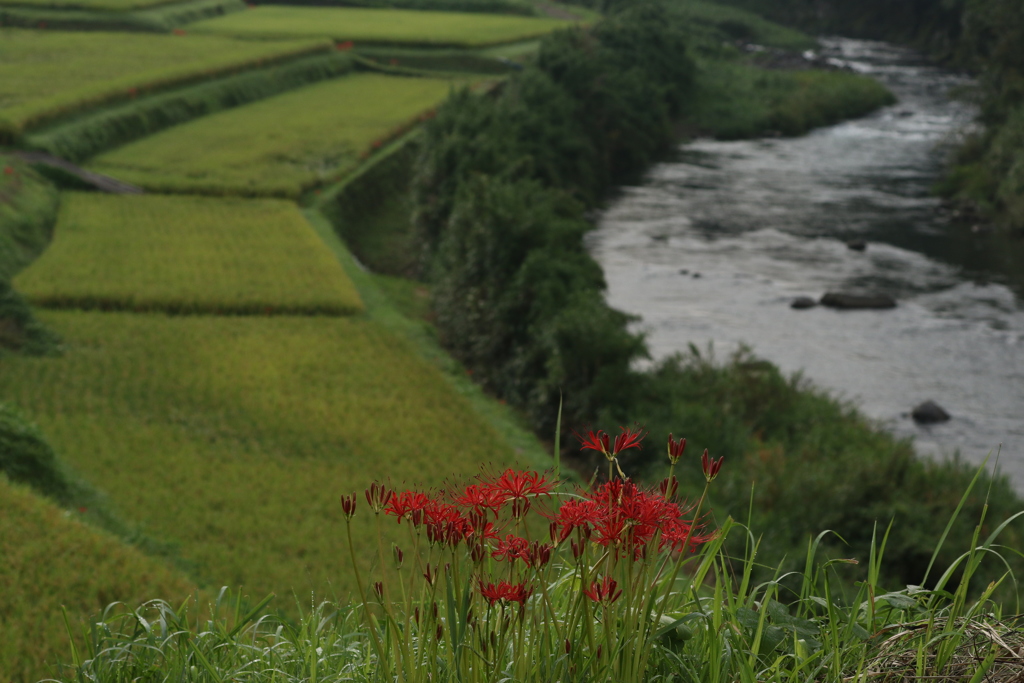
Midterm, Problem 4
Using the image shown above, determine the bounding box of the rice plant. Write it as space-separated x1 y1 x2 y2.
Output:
15 193 364 315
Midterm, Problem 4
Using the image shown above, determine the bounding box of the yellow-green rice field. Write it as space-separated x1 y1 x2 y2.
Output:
87 73 458 198
0 29 330 137
0 475 196 683
14 193 364 315
0 311 529 607
189 6 575 47
0 0 186 11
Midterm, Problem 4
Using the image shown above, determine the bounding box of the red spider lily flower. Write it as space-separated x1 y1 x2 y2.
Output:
423 502 471 547
365 482 394 513
660 517 714 552
3 167 13 175
38 20 46 28
455 484 505 517
385 490 432 524
613 425 646 455
478 580 533 606
337 40 354 51
574 428 611 456
701 449 724 482
484 469 554 516
549 498 602 542
667 434 686 464
491 534 531 564
340 493 357 519
583 576 622 604
172 28 186 35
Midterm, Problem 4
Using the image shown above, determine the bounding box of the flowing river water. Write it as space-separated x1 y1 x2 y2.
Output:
589 38 1024 490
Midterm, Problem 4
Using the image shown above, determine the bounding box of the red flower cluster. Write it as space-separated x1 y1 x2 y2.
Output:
551 479 709 557
478 580 532 606
382 470 554 548
337 40 354 51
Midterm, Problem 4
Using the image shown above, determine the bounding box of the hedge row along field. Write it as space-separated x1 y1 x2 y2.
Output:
0 474 196 683
15 193 364 315
189 6 576 47
0 29 332 141
88 73 461 198
0 311 528 608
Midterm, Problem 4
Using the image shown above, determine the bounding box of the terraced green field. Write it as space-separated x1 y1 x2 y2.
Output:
0 311 527 605
189 6 574 46
0 475 196 683
15 193 363 315
88 73 457 198
0 29 331 138
0 0 182 10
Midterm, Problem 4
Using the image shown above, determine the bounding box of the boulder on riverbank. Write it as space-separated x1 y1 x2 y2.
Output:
912 400 951 424
820 292 896 309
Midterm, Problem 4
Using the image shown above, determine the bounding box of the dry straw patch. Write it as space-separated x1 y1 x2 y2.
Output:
864 616 1024 682
15 193 363 315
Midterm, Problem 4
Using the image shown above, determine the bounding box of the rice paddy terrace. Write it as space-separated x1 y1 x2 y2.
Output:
0 6 576 679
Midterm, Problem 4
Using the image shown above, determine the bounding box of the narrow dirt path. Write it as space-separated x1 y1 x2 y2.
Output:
13 151 143 194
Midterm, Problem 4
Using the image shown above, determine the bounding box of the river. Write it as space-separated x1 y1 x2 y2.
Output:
589 38 1024 490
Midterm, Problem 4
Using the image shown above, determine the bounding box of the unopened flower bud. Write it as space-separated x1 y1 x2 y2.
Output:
365 482 394 514
340 494 357 519
667 434 686 464
392 545 404 569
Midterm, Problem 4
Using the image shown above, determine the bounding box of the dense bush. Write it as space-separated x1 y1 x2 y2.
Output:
413 2 691 433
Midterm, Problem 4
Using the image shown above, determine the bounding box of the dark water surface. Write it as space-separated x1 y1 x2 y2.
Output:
590 38 1024 489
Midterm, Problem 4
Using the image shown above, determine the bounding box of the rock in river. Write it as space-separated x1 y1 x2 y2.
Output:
912 400 951 424
791 296 817 309
820 292 896 309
